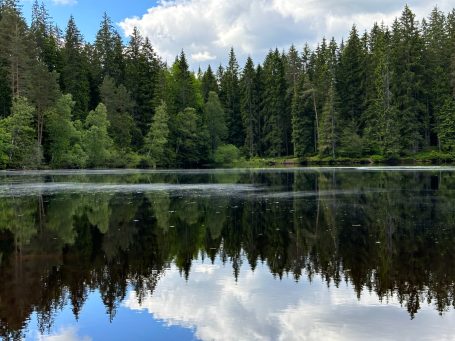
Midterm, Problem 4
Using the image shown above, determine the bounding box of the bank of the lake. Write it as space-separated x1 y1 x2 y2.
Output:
229 150 455 168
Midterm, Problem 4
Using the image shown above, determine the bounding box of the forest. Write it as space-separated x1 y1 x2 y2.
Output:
1 1 455 168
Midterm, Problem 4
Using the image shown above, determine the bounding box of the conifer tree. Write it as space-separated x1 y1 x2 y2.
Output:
144 101 170 167
261 49 287 156
83 103 113 167
201 65 218 102
219 48 243 147
61 16 90 119
204 91 227 158
240 57 260 157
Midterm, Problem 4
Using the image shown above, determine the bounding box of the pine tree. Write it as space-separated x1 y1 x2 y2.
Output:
261 49 287 157
83 103 113 167
125 28 160 138
364 24 400 157
144 101 170 167
201 65 218 102
337 26 365 126
30 1 61 73
390 7 426 152
436 97 455 152
318 82 339 158
94 13 125 83
173 107 207 166
240 57 260 157
292 73 316 157
100 76 134 149
0 0 33 99
219 48 243 147
61 16 90 119
204 91 227 158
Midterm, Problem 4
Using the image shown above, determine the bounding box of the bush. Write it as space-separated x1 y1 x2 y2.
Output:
214 144 240 165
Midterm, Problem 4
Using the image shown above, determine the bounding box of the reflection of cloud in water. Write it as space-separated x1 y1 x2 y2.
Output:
0 183 257 197
124 260 455 341
37 326 91 341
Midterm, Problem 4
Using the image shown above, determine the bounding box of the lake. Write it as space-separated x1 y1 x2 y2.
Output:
0 167 455 340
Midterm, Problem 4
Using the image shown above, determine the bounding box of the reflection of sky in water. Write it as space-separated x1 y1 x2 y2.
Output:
123 258 455 341
25 255 455 341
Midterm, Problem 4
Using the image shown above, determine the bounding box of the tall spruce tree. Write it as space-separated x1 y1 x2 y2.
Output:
390 6 426 152
219 48 243 147
61 16 90 119
204 91 227 158
201 65 218 102
261 49 287 156
240 57 260 157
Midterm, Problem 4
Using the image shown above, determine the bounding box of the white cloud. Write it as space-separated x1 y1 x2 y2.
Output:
51 0 77 5
119 0 455 70
124 260 455 341
38 326 91 341
191 51 217 62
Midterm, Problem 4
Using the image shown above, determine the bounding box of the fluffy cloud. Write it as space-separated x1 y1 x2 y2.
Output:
119 0 455 69
124 261 455 341
37 327 91 341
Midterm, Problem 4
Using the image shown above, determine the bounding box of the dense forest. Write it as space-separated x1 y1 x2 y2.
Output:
1 1 455 168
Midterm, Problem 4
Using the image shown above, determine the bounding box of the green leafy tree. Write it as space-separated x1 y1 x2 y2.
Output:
46 94 87 168
0 97 39 167
83 103 113 167
144 101 170 167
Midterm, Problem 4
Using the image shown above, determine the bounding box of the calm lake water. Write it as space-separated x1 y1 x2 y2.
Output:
1 167 455 340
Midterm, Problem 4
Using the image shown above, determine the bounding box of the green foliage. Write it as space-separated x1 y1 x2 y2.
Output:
100 76 134 149
214 144 240 165
83 103 113 167
219 48 243 147
204 91 227 158
436 97 455 152
0 125 10 168
144 101 170 167
1 4 455 169
173 107 208 166
261 49 288 157
318 84 339 158
46 94 87 168
0 97 39 168
240 57 260 157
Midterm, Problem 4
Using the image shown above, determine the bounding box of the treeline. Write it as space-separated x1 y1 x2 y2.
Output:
1 1 455 168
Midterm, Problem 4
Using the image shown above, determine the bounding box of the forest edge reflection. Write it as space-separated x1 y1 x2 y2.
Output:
0 168 454 339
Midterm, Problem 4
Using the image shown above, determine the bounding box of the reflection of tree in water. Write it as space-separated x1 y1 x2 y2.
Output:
1 170 455 337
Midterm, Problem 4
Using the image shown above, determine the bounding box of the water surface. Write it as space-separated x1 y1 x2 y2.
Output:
0 167 455 340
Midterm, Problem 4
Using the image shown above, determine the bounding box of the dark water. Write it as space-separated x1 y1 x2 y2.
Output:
1 167 455 341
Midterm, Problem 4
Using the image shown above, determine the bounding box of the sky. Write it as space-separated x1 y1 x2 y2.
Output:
21 0 455 70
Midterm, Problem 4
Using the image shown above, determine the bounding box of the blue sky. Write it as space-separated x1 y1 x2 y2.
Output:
20 0 455 70
22 0 158 41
